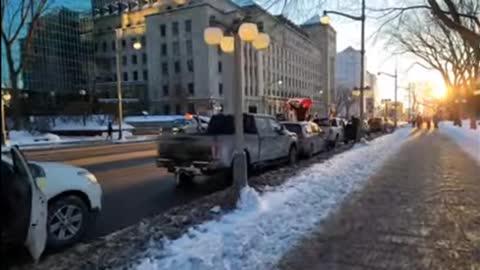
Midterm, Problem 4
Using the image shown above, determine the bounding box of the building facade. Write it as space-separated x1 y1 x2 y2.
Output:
22 7 94 98
92 0 335 116
301 16 336 116
145 0 330 115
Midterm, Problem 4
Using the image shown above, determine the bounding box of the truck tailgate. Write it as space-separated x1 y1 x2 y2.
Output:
158 135 214 162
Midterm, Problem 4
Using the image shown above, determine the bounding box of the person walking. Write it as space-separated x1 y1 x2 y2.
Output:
107 121 113 141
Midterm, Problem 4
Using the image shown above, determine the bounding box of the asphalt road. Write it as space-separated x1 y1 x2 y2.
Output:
24 142 229 240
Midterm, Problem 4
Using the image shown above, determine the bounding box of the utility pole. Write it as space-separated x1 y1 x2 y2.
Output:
394 67 398 128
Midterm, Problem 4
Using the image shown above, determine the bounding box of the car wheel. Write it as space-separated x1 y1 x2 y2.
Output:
288 146 298 166
47 195 89 249
176 173 194 188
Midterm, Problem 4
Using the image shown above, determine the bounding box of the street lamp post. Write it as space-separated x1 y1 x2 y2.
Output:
1 91 12 146
321 0 366 137
115 28 143 140
204 18 270 197
378 69 398 129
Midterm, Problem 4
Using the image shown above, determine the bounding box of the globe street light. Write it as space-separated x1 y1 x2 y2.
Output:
204 18 270 197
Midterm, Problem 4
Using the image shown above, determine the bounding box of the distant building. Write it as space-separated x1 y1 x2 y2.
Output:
93 0 335 116
22 6 94 104
301 16 337 116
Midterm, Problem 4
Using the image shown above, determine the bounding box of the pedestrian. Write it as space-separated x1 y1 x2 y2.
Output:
107 121 113 141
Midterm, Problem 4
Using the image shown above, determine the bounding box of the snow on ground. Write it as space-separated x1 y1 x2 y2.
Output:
9 130 62 144
134 127 413 270
439 120 480 163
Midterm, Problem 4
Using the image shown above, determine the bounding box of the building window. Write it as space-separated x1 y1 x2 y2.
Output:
123 72 128 81
122 55 127 66
95 43 98 52
130 38 137 48
173 41 180 56
186 40 193 55
102 41 107 52
163 85 169 96
188 103 195 113
132 54 138 65
164 104 170 114
219 83 223 96
162 62 168 75
141 36 146 47
122 39 126 49
133 71 138 81
217 46 222 56
218 61 222 73
142 53 147 64
188 83 194 96
160 24 166 37
175 104 181 114
161 44 167 56
185 20 192 33
172 22 179 36
143 70 148 80
111 41 116 51
187 59 194 72
174 61 181 74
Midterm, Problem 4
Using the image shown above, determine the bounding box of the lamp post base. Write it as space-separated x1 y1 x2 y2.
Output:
232 151 248 199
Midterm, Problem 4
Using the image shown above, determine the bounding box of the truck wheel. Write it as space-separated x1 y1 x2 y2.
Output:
288 146 298 166
176 173 194 188
47 195 90 249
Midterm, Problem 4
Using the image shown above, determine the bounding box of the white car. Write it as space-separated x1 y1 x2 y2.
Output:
1 147 102 260
314 117 347 148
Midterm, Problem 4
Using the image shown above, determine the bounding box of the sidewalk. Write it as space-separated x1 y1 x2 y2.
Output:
277 129 480 270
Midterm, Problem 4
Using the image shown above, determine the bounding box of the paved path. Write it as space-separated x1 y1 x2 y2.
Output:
278 128 480 270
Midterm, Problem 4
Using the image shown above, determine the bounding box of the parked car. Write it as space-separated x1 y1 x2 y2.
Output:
172 115 210 134
368 117 395 133
156 113 298 187
282 121 326 157
1 146 102 258
313 117 346 148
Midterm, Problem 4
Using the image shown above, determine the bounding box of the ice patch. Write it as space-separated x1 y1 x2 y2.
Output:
134 128 412 270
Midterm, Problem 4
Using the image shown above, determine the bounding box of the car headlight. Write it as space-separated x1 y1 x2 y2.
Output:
77 171 98 183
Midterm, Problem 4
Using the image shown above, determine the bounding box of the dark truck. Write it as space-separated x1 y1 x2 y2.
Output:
156 113 298 187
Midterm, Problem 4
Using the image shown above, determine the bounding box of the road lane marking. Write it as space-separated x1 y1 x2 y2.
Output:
65 150 157 167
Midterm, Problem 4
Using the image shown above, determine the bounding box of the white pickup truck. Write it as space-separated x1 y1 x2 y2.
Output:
156 113 298 187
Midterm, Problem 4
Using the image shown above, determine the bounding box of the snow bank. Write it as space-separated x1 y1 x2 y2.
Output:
439 121 480 163
125 115 186 123
9 130 61 145
133 128 413 270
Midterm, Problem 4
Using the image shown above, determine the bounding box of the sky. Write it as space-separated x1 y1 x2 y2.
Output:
257 0 446 105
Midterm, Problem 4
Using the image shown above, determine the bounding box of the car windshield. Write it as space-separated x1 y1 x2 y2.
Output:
316 118 331 126
283 124 302 136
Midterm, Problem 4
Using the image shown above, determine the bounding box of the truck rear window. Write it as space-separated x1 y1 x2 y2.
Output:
207 114 257 134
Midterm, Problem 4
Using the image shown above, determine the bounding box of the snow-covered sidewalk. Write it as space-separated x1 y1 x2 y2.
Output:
134 128 413 270
439 120 480 163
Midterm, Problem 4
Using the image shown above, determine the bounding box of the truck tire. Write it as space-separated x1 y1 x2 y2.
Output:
288 146 298 166
176 173 194 188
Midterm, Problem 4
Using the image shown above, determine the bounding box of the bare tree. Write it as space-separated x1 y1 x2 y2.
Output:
334 86 355 118
384 8 479 99
1 0 50 128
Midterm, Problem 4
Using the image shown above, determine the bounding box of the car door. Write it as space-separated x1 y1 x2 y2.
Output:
308 122 324 153
255 116 275 161
9 147 47 260
267 118 290 159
